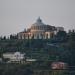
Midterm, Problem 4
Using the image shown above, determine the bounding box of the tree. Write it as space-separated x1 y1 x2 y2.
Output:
3 36 6 40
10 34 17 40
68 32 75 49
56 31 67 41
65 32 75 65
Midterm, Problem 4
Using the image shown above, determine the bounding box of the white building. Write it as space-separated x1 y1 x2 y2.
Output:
18 17 62 39
3 52 25 63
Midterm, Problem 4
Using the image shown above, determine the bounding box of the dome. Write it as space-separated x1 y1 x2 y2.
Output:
32 17 45 26
30 17 47 31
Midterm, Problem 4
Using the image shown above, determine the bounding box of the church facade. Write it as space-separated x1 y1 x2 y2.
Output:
18 17 64 39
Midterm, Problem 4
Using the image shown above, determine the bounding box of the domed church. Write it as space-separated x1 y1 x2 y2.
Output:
18 17 64 39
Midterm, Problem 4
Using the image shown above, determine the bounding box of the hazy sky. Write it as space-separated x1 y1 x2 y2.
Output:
0 0 75 36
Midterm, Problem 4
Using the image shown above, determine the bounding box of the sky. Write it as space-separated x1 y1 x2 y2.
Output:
0 0 75 36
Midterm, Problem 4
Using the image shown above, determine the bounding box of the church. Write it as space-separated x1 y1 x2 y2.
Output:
18 17 64 39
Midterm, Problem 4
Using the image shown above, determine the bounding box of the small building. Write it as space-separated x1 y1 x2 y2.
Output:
3 52 25 63
51 62 68 70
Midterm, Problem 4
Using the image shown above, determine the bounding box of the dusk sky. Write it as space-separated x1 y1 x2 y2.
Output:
0 0 75 36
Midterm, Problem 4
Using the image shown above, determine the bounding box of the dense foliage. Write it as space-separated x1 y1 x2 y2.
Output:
0 31 75 75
